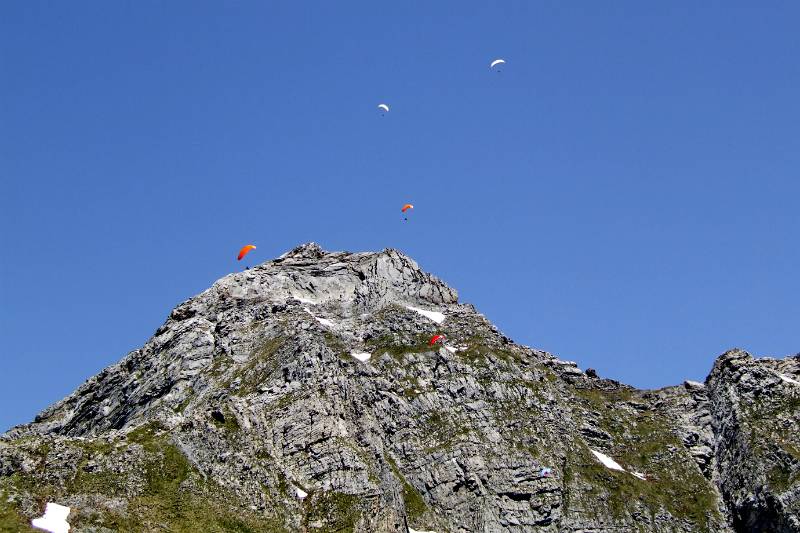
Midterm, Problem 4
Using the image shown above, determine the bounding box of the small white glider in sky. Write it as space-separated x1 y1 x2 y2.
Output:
377 103 390 113
490 58 506 69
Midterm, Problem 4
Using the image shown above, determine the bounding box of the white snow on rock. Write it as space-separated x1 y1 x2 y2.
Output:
31 502 71 533
590 449 648 480
445 344 468 353
303 308 335 328
315 316 336 327
408 528 437 533
350 351 372 362
779 374 800 386
406 305 445 324
294 296 316 304
295 487 308 499
590 449 626 472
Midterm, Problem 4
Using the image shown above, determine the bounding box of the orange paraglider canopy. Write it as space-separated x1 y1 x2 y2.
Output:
237 244 256 261
429 334 446 346
401 204 414 213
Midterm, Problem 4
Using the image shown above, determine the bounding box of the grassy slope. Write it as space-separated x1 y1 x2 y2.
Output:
0 425 288 532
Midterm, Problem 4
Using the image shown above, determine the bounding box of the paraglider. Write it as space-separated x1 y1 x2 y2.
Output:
490 58 506 71
401 203 413 221
429 334 446 346
237 244 256 261
377 103 390 116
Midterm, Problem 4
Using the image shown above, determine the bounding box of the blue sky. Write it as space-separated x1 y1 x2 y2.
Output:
1 1 798 431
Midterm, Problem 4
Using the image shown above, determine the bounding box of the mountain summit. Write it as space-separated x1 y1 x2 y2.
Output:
2 244 798 532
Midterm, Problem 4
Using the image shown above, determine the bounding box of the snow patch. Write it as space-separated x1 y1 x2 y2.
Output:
295 487 308 499
315 317 335 327
303 308 335 328
408 528 437 533
294 296 316 304
31 502 71 533
406 305 445 324
589 449 626 472
445 344 467 353
779 374 800 386
350 351 371 362
590 449 648 480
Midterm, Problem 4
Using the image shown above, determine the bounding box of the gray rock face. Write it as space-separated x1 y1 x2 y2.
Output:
0 243 797 532
705 350 800 533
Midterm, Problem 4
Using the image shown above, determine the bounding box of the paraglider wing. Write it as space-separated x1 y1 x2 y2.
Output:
490 58 506 69
429 334 446 346
377 103 390 113
401 204 414 213
237 244 257 261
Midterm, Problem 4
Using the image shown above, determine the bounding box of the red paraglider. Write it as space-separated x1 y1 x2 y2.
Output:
429 334 446 346
237 244 256 261
401 204 414 222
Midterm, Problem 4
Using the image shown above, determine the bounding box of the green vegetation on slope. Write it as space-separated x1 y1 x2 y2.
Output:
458 337 520 366
385 455 428 521
740 391 800 492
305 491 361 533
232 336 287 395
572 386 722 531
0 425 288 532
0 491 38 533
365 334 433 360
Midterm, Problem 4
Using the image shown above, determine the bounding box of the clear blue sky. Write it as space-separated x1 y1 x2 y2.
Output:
2 2 798 431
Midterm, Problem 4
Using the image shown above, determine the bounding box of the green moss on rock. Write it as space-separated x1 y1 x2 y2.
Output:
385 455 428 521
1 428 289 533
570 387 722 531
0 491 38 533
232 336 287 395
365 334 432 360
305 491 361 533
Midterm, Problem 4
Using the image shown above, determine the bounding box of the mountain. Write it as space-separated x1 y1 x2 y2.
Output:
1 243 798 532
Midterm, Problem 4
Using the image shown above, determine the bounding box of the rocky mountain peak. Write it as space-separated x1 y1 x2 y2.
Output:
710 348 753 374
1 244 797 532
210 244 457 315
281 241 326 259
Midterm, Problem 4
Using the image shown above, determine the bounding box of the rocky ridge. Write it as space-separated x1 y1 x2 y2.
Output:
1 243 798 532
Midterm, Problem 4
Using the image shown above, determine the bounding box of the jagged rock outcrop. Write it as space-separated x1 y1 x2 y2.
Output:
706 350 800 532
0 243 797 532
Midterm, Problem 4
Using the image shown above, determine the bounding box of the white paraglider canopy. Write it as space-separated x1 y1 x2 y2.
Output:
377 103 390 112
490 58 506 69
